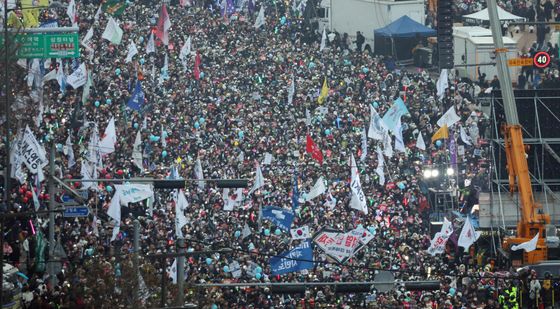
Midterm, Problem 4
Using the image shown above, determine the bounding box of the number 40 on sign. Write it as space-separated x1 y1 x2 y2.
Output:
533 51 551 68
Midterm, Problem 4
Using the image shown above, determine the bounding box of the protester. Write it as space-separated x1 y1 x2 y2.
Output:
0 0 553 308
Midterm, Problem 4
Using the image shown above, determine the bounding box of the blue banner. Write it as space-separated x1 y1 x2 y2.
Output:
292 170 299 211
261 206 294 231
127 80 145 111
270 240 314 275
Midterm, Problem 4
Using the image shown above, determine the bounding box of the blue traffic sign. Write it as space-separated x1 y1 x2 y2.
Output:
63 206 90 218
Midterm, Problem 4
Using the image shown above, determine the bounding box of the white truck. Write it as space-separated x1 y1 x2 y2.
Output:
453 26 519 82
316 0 425 49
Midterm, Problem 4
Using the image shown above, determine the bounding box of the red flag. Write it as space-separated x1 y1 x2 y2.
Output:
155 4 171 45
306 134 323 165
194 52 201 80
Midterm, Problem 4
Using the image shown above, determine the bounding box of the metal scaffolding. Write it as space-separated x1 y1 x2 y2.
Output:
489 91 560 228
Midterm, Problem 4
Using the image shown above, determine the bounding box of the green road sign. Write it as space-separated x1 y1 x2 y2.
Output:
1 32 79 58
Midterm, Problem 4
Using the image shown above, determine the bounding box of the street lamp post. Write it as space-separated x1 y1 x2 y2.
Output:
1 0 11 304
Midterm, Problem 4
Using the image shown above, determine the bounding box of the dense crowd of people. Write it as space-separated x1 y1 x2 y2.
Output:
0 0 559 308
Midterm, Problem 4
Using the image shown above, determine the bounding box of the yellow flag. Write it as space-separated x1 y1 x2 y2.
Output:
318 78 329 104
7 12 22 28
22 10 39 28
431 124 449 142
21 0 43 28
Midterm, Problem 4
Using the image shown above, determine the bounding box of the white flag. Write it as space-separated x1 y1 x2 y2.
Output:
92 215 99 236
382 131 393 158
324 190 337 209
223 187 242 211
34 88 44 128
194 157 205 189
263 153 273 165
290 226 310 240
87 124 102 166
65 135 75 168
125 40 138 63
94 4 102 21
458 217 480 251
287 74 295 105
114 183 153 205
27 58 40 88
249 162 265 195
437 106 461 128
108 189 122 241
350 154 368 214
394 118 406 153
175 190 189 238
81 26 94 53
42 69 57 84
416 132 426 150
146 31 156 54
460 126 472 145
436 69 448 100
427 218 454 256
305 108 311 126
222 188 234 211
132 130 143 171
82 26 94 46
20 126 48 174
368 106 386 140
254 6 265 29
350 226 375 245
99 117 117 155
161 125 167 148
179 36 191 69
10 135 25 184
360 127 367 162
305 176 326 201
102 17 123 45
66 0 77 27
66 63 87 88
375 147 385 185
242 223 252 239
168 259 178 284
511 233 539 252
56 63 66 92
320 28 327 51
82 71 92 104
80 161 96 190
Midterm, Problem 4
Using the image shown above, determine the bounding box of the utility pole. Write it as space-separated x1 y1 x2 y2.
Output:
486 0 518 125
1 16 16 307
133 219 140 305
176 238 185 306
3 0 11 208
47 144 57 289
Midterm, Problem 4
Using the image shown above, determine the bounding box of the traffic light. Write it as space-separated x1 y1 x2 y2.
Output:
437 0 454 69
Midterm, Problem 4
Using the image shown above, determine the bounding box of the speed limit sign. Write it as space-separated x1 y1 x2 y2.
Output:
533 51 551 68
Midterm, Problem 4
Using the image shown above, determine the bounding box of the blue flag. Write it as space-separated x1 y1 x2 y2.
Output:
381 97 409 133
292 170 299 211
127 80 145 111
270 240 314 275
262 206 294 231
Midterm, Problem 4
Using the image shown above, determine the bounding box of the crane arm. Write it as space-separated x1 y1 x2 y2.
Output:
503 125 549 225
